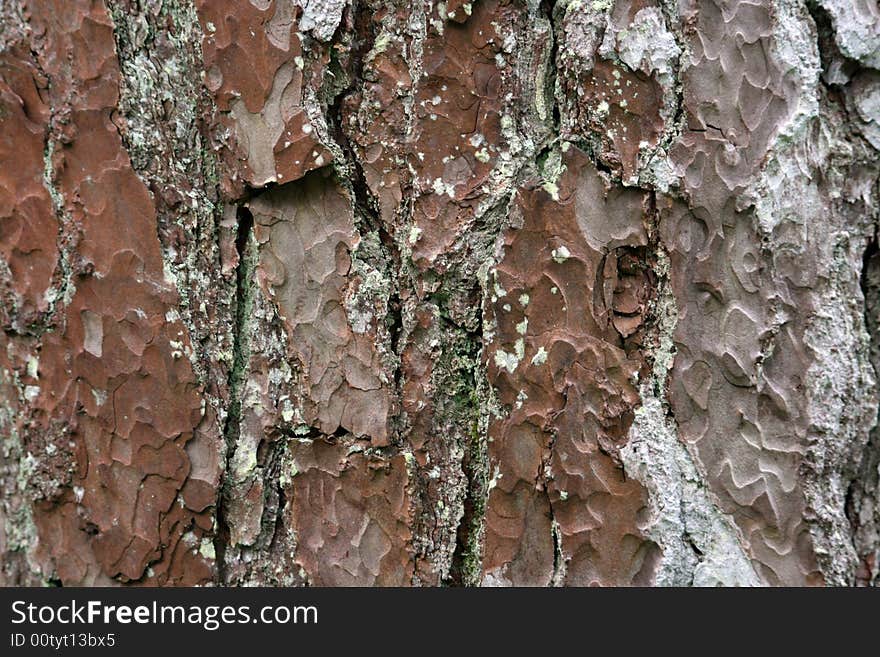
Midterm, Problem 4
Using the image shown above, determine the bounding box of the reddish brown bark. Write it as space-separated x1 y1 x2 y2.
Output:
1 0 878 587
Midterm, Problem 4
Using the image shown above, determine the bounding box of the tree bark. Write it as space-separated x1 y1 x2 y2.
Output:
1 0 878 586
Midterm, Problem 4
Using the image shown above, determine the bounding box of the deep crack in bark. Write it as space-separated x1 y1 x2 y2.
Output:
214 205 255 582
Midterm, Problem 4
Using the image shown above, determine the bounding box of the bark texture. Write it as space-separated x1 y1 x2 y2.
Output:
1 0 878 586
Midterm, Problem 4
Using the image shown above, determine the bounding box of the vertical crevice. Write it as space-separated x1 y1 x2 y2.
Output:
541 0 562 135
548 484 566 586
214 205 255 582
447 320 486 586
448 0 565 586
848 228 880 585
324 0 406 430
326 0 382 234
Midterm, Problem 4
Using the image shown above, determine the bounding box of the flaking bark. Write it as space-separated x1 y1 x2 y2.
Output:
1 0 878 586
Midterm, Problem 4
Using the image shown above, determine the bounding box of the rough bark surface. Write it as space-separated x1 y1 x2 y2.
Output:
1 0 878 586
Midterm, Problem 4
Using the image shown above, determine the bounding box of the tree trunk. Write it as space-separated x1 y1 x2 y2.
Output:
1 0 878 587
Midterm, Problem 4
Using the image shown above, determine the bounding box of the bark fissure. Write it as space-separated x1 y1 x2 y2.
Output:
215 206 255 580
850 223 880 584
448 312 488 586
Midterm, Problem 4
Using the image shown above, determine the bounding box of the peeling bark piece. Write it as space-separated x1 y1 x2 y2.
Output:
672 0 795 214
408 0 516 266
564 59 664 181
223 359 274 548
663 0 823 586
556 2 667 181
288 439 414 586
482 146 659 586
0 46 56 331
344 0 537 268
249 171 394 444
11 0 216 585
660 197 822 586
216 268 307 583
196 0 332 194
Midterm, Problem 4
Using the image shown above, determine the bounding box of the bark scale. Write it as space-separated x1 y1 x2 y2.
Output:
0 0 878 586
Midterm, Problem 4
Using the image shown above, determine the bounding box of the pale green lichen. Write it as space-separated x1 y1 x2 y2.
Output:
25 356 38 380
551 246 571 263
493 349 519 374
542 181 559 200
199 538 216 560
530 346 548 366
